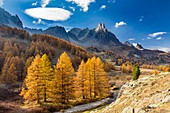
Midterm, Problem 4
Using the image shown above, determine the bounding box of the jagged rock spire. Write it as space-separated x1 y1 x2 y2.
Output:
95 23 107 32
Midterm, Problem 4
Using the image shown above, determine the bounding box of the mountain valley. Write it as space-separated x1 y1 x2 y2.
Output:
0 5 169 113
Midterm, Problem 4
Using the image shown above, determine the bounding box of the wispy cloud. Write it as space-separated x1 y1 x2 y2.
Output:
100 5 106 10
148 32 167 38
146 37 152 40
32 2 38 6
25 7 72 21
148 46 170 52
108 0 116 3
69 6 75 11
156 37 164 40
128 38 135 41
61 3 66 8
115 21 126 28
139 16 144 22
66 0 95 12
41 0 51 8
0 0 4 6
160 48 170 52
33 19 46 25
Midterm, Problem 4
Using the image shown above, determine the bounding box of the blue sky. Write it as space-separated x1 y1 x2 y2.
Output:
0 0 170 52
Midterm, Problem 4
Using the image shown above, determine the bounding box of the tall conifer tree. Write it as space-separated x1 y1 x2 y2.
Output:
39 54 53 103
20 54 41 105
95 58 109 98
75 60 85 100
53 52 74 104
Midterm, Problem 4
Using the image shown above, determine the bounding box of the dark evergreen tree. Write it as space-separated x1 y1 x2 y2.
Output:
132 64 140 80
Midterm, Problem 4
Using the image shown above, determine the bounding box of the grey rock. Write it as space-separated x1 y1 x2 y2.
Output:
122 107 145 113
43 26 69 41
0 7 23 28
124 41 134 47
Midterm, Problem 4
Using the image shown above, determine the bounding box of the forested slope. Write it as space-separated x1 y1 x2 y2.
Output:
0 26 92 83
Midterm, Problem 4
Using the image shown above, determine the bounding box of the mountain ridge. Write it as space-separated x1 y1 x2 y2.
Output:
0 7 23 28
1 8 170 65
25 23 122 48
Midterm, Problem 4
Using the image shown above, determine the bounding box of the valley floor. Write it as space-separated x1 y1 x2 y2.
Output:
0 68 165 113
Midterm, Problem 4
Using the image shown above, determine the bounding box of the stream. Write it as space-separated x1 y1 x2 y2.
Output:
54 93 118 113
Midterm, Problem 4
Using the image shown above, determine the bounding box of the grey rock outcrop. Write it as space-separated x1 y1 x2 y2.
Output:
0 7 23 28
91 72 170 113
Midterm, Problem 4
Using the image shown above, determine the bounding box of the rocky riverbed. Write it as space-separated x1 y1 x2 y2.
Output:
54 93 118 113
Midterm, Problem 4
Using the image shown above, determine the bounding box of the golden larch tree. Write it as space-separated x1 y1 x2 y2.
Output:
74 60 85 100
90 56 97 98
53 52 74 105
39 54 54 103
84 58 94 99
95 58 109 99
20 54 42 105
1 57 18 84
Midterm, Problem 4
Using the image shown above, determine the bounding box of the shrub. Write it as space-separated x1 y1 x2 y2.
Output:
132 64 140 80
153 70 159 75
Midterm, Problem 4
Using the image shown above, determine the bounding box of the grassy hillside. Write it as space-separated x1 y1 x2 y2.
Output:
91 72 170 113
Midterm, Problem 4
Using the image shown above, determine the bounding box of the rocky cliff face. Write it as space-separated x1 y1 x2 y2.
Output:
124 41 134 48
91 73 170 113
43 26 69 41
67 23 121 47
26 23 121 47
0 8 23 28
133 43 144 50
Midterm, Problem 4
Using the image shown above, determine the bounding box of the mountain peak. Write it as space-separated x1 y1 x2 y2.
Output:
0 7 23 28
124 41 133 47
133 43 144 50
98 23 105 29
95 23 107 32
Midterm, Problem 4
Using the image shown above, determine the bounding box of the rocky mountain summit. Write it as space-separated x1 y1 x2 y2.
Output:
68 23 121 47
133 43 144 50
91 72 170 113
26 23 121 47
0 7 23 28
124 41 134 48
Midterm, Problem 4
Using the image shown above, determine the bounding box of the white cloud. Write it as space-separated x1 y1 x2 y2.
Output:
0 0 4 6
41 0 51 8
159 47 170 52
69 6 75 11
66 0 95 12
156 37 164 40
148 46 170 52
32 21 36 24
33 19 46 25
100 5 106 10
25 7 72 21
128 38 135 41
148 32 167 38
32 2 38 6
146 37 152 40
139 16 144 22
115 21 126 28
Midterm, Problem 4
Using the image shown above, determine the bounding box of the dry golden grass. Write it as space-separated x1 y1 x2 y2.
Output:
92 72 170 113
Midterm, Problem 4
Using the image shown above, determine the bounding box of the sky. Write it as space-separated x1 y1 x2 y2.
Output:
0 0 170 52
